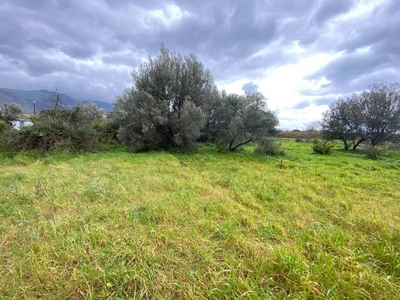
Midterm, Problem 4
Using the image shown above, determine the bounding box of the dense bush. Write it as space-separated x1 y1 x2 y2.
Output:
0 119 103 153
364 144 388 159
0 120 7 132
2 102 24 118
312 138 335 154
254 138 284 156
0 90 108 153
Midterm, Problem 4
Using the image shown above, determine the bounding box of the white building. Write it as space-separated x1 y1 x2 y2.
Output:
10 119 33 130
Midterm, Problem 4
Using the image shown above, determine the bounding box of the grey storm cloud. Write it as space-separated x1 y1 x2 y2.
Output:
0 0 399 126
242 82 259 93
312 0 356 26
292 97 335 110
307 0 400 95
292 100 312 110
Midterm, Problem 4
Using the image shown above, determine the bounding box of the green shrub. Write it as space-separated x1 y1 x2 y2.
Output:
0 99 110 153
254 138 285 156
312 138 335 154
364 144 388 159
216 139 228 153
1 120 104 153
29 115 38 123
0 129 18 153
0 120 7 132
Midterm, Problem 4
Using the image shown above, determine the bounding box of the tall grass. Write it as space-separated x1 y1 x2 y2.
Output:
1 140 399 299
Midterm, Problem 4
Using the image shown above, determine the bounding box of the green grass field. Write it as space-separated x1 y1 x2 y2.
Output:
1 140 399 299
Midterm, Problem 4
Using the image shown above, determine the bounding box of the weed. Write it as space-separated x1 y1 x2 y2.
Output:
0 139 399 299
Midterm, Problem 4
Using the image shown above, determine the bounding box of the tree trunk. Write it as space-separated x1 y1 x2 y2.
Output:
352 138 364 150
341 139 349 150
229 138 253 151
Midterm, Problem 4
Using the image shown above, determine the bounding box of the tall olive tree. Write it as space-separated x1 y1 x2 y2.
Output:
109 45 218 151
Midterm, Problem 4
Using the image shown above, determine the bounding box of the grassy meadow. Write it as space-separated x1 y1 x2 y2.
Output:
0 140 399 299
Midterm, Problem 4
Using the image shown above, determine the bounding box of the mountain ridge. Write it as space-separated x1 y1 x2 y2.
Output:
0 88 113 114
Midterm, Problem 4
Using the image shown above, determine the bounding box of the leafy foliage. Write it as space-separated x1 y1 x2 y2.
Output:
109 46 280 152
361 83 400 145
109 45 218 151
364 144 388 160
322 96 365 150
0 120 6 132
213 91 279 151
322 83 400 149
1 117 103 153
254 137 284 156
74 101 105 125
312 138 335 154
1 102 24 119
0 89 107 153
7 102 24 117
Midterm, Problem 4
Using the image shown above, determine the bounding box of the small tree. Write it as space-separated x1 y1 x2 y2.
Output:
73 101 105 125
304 121 321 142
361 83 400 145
40 88 68 121
214 91 278 151
3 102 24 118
322 83 400 149
321 96 366 150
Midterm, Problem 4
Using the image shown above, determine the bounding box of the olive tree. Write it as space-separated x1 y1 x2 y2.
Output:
73 102 105 125
321 82 400 149
321 96 366 150
3 102 24 118
360 83 400 145
109 45 218 151
214 91 278 151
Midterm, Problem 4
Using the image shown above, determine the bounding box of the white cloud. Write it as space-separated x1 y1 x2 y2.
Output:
146 4 191 28
217 50 342 127
278 105 329 130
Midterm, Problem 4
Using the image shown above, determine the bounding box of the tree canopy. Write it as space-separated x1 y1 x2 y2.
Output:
322 83 400 149
1 102 24 118
108 45 279 152
109 45 218 151
213 91 278 151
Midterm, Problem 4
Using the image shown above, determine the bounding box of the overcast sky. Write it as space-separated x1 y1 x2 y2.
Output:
1 0 399 128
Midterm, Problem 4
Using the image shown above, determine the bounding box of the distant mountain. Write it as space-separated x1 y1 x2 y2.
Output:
0 88 113 114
